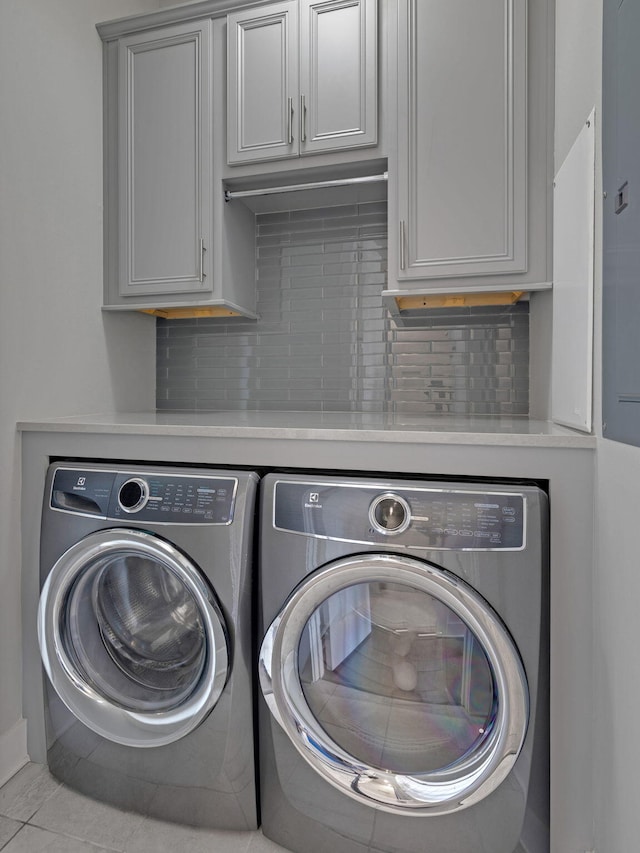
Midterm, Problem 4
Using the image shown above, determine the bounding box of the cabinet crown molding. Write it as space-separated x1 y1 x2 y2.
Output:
97 1 266 41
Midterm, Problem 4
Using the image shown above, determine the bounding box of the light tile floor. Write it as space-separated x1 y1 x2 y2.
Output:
0 763 289 853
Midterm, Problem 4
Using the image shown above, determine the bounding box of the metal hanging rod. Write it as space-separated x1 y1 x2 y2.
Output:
224 172 388 202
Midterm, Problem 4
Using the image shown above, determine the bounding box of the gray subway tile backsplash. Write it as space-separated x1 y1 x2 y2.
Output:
156 201 529 415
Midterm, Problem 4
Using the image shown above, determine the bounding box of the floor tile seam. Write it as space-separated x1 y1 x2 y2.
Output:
25 816 126 853
232 827 253 853
0 766 63 824
12 780 63 824
0 818 23 852
128 815 256 852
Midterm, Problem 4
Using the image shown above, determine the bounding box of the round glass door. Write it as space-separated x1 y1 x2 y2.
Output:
38 529 229 747
260 554 528 815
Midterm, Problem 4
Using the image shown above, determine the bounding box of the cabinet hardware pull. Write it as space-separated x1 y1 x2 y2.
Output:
300 94 307 142
399 221 406 270
199 238 206 282
287 97 294 144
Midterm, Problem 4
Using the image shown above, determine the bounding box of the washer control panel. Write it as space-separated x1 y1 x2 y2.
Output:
274 481 526 550
50 468 237 524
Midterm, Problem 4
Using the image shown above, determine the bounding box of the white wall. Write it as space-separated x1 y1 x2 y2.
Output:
555 0 603 168
593 441 640 852
553 2 602 851
557 2 640 852
0 0 158 784
532 0 603 423
588 0 640 845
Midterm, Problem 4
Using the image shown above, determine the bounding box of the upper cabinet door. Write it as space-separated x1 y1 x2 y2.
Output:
118 21 212 297
227 2 299 165
299 0 377 154
396 0 528 283
227 0 377 165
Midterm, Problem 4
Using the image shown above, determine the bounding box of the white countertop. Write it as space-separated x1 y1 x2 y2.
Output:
17 411 597 448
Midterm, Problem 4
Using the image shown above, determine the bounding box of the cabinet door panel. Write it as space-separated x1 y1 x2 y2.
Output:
300 0 377 154
397 0 527 281
227 2 298 164
118 22 211 296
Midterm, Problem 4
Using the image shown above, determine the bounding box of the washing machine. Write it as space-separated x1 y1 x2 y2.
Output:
38 462 258 829
258 473 549 853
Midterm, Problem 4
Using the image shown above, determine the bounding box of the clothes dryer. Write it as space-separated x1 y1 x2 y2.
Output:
38 462 258 829
259 473 549 853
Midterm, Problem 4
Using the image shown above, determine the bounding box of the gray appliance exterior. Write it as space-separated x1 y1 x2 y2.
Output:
258 472 549 853
38 462 258 830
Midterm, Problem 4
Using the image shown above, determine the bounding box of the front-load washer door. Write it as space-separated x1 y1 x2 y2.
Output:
259 553 529 815
38 528 229 748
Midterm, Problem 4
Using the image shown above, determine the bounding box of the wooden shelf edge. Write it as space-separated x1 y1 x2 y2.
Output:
394 291 527 311
139 306 243 320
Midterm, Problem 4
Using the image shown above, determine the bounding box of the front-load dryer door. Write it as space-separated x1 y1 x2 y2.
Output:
260 553 529 815
38 529 229 748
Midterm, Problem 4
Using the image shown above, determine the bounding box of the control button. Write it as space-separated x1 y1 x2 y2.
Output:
117 478 149 513
369 493 411 536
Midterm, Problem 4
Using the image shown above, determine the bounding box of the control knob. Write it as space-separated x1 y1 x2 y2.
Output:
369 493 411 535
118 478 149 513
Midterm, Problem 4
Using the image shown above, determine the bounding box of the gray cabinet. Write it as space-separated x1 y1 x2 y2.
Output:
386 0 553 302
117 21 212 299
227 0 377 166
99 15 256 317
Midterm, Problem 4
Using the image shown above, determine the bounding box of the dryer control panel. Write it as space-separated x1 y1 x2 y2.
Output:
50 468 237 525
273 480 526 550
